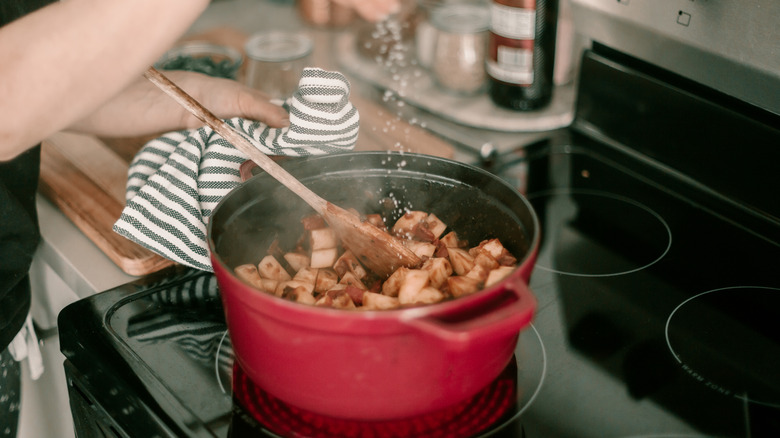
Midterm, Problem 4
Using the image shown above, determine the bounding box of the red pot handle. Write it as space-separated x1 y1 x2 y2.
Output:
400 276 536 348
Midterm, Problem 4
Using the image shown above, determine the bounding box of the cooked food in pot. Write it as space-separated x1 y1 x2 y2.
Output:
233 209 518 310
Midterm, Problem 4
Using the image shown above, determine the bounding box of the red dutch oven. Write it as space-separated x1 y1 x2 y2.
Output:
208 151 539 421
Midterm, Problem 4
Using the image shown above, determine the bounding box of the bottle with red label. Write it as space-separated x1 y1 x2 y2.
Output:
486 0 559 111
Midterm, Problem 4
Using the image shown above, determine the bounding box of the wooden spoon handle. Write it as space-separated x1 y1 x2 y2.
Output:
143 67 327 214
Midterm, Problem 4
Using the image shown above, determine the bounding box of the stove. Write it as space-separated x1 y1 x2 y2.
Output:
59 1 779 437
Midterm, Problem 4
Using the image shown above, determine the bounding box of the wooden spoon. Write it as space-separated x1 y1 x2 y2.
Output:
144 67 421 277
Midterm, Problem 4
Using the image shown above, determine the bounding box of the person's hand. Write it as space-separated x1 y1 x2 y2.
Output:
70 70 290 138
331 0 401 22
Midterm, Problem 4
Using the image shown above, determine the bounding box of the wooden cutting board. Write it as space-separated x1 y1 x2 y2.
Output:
39 132 176 276
38 27 454 277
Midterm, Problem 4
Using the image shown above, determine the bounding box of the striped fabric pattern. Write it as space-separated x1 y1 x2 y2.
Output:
113 68 359 271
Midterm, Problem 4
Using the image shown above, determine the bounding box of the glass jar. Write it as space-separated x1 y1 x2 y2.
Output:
430 4 490 95
244 32 313 101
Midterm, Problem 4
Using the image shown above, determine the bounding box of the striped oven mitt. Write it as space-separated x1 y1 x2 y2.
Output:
113 68 359 271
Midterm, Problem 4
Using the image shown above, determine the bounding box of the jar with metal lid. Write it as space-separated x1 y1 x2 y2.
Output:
430 4 490 95
244 31 313 101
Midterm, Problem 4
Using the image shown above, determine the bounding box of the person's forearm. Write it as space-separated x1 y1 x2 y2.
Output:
0 0 210 161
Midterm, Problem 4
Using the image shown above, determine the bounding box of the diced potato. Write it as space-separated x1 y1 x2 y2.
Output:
485 266 515 288
309 228 339 250
339 271 367 290
362 291 401 310
333 250 367 279
234 264 264 288
259 278 279 294
473 252 500 271
465 264 491 283
321 289 357 309
257 255 292 281
448 247 475 276
382 266 409 297
314 268 339 293
310 248 339 269
439 231 464 248
398 270 430 305
402 239 437 259
412 287 446 305
293 266 318 285
275 280 315 298
448 276 482 298
391 211 428 237
473 239 517 266
281 285 317 305
283 252 310 273
421 258 453 289
424 213 447 239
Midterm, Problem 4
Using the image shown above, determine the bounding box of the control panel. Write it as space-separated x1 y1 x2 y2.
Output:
570 0 780 115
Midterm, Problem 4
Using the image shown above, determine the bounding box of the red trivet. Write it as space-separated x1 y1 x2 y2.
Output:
232 357 519 438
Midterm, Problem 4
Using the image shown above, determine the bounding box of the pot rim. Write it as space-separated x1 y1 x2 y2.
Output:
208 151 540 321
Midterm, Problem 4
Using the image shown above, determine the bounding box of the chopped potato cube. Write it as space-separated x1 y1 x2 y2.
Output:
281 285 317 305
333 250 367 279
293 267 318 285
234 264 264 288
258 255 292 281
473 252 500 271
283 252 310 273
339 271 367 290
362 291 401 310
439 231 464 248
275 280 315 298
391 211 428 237
485 266 515 288
473 239 517 266
413 287 446 305
402 239 437 259
309 228 339 250
448 247 475 276
322 289 357 309
448 276 482 298
382 266 409 297
465 264 491 283
310 248 339 269
424 213 447 239
398 270 430 305
421 258 453 289
314 268 339 293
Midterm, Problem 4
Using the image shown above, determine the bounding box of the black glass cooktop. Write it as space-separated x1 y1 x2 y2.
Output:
59 48 780 438
59 135 780 437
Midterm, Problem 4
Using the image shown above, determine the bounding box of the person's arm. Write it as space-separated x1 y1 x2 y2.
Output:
0 0 210 161
69 70 290 138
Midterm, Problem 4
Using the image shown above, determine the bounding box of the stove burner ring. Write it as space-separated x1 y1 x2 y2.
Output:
526 189 672 277
665 286 780 408
217 324 547 437
216 329 230 394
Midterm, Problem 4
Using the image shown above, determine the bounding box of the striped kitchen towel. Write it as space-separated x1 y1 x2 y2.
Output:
113 68 359 271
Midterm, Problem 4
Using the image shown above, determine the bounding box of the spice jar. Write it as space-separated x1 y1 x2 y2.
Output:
244 31 313 101
430 4 490 95
297 0 356 28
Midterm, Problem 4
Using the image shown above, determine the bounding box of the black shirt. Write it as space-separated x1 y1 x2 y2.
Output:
0 0 56 350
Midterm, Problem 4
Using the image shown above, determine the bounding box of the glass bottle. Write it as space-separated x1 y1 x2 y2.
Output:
486 0 559 111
